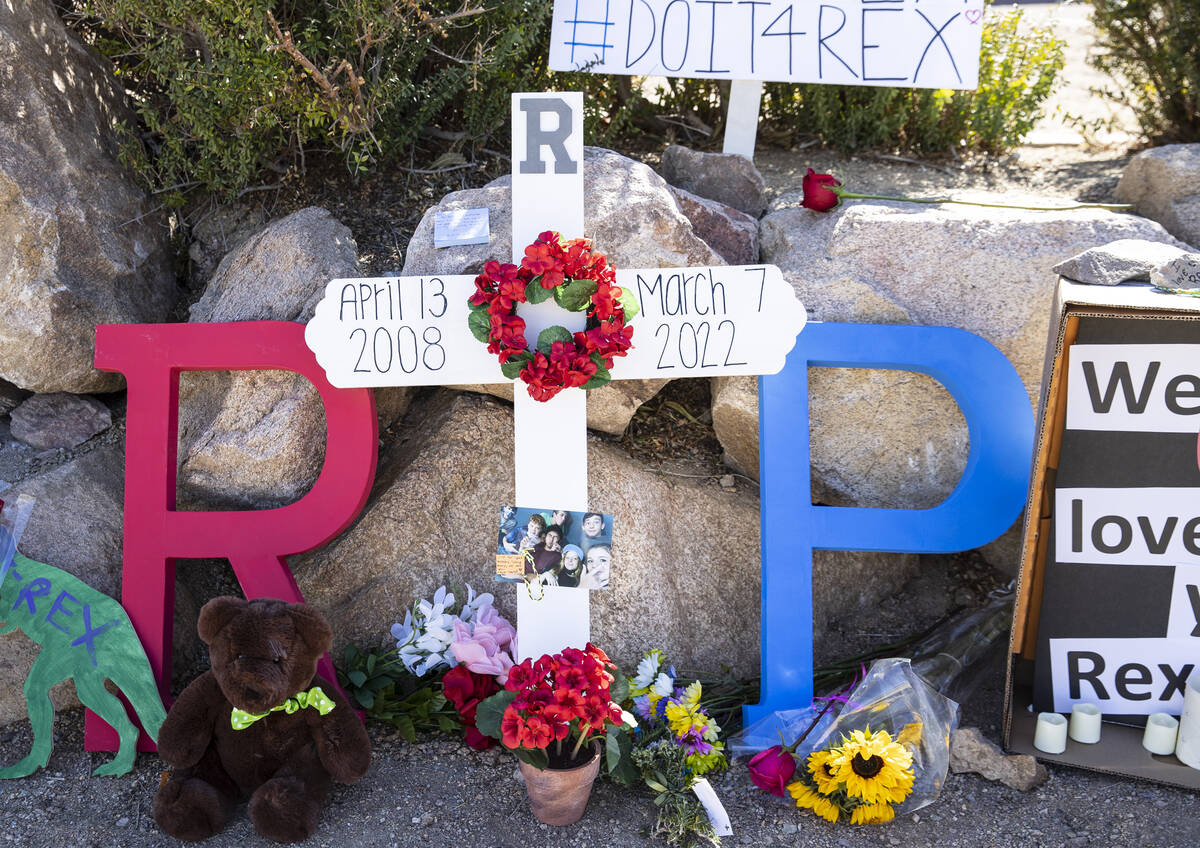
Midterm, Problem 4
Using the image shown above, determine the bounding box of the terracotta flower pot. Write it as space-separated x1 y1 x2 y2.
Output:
518 741 602 826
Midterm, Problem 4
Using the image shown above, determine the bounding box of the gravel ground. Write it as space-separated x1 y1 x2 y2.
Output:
1 651 1197 848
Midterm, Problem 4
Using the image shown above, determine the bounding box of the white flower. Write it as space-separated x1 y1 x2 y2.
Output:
390 610 414 649
390 585 463 677
632 651 662 689
652 672 675 698
459 583 495 624
433 584 454 611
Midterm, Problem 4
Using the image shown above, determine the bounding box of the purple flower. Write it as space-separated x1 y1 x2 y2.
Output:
679 730 714 756
632 694 653 720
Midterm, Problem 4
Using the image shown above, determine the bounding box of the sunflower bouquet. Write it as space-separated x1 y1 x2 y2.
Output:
788 726 917 824
749 658 958 826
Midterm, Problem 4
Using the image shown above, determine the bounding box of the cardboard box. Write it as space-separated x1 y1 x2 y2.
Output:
1004 278 1200 789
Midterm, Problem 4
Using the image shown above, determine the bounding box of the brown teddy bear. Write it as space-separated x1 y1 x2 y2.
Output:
153 597 371 843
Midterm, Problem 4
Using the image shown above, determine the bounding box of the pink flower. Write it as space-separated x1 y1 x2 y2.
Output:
450 618 516 684
747 745 796 797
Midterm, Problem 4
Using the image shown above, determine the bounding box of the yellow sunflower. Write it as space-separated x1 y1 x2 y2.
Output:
787 782 840 823
850 802 896 825
806 749 842 795
829 729 915 806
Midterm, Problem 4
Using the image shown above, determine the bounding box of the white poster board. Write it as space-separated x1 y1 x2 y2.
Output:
304 265 805 387
548 0 985 89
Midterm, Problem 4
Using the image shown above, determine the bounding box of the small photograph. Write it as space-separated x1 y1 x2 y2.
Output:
495 505 613 590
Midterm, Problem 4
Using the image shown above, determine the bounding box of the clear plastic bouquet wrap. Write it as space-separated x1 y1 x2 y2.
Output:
747 658 958 825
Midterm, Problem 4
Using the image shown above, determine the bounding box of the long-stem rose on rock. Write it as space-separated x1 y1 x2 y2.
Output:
801 169 843 212
799 167 1132 213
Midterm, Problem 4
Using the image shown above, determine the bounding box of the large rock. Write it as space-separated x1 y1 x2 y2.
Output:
668 186 759 265
660 145 768 218
179 208 387 510
10 393 112 450
0 445 126 725
0 0 177 393
402 147 726 434
293 392 920 673
189 207 357 324
717 199 1190 512
1115 144 1200 248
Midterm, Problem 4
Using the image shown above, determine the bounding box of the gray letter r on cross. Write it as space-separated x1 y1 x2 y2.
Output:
519 98 578 175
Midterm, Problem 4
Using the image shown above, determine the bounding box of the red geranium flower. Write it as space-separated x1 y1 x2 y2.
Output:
467 232 637 402
553 685 586 717
549 341 597 388
801 168 842 212
585 643 613 666
524 715 554 749
520 351 571 403
580 695 609 730
490 312 527 347
485 646 625 760
506 660 535 692
501 707 528 748
555 665 587 692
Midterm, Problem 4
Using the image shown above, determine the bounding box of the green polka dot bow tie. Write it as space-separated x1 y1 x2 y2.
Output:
230 686 336 730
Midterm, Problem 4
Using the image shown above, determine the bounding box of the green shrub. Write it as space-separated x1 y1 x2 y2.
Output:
68 0 554 205
758 7 1064 155
67 1 1063 203
1090 0 1200 144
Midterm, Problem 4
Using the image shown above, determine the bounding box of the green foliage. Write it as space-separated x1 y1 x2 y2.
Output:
68 0 556 204
337 644 461 741
758 7 1064 155
630 742 720 847
1090 0 1200 143
535 325 573 354
68 0 1064 202
474 688 516 740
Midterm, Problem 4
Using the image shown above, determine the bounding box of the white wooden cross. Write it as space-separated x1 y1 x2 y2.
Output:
306 92 805 661
545 0 987 158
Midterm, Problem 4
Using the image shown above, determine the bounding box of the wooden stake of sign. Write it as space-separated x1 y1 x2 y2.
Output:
723 80 763 159
305 92 806 663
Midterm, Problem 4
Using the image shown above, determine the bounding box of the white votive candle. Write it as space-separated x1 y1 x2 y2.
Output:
1068 703 1102 744
1142 712 1179 756
1033 712 1068 754
1176 669 1200 769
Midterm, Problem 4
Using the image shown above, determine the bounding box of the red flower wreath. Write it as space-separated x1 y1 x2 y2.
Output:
466 231 638 402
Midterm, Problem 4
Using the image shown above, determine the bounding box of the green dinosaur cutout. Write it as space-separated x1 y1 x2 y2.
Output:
0 552 166 778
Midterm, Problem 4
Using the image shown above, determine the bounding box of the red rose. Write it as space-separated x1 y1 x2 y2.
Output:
801 168 842 212
747 745 797 797
463 725 495 750
443 665 500 745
